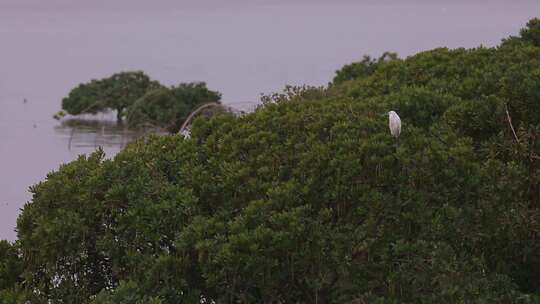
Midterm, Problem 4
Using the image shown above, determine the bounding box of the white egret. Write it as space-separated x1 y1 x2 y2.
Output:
388 111 401 139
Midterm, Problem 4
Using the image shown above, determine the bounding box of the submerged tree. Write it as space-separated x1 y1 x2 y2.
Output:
61 71 163 122
126 82 222 132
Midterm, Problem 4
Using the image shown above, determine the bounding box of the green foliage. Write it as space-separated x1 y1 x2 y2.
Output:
520 18 540 46
0 241 28 304
16 150 112 303
332 52 399 85
61 71 163 121
126 82 222 132
92 281 164 304
0 241 21 291
61 73 223 129
260 84 330 106
8 17 540 303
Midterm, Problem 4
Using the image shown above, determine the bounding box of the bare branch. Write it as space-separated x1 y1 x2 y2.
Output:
505 102 519 143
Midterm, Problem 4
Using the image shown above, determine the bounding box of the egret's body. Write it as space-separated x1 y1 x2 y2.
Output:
388 111 401 139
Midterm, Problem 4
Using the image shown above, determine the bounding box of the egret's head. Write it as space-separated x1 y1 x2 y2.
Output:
381 111 396 117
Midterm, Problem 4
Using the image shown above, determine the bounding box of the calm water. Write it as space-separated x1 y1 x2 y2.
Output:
1 0 539 241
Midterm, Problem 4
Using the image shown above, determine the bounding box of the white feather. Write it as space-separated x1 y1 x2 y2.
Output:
388 111 401 138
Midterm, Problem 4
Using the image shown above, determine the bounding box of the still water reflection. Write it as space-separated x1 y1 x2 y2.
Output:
55 117 152 151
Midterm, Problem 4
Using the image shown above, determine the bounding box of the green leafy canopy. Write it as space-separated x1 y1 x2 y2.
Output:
60 72 222 128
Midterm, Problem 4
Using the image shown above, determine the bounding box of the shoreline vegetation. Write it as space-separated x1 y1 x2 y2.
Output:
55 72 224 133
2 18 540 303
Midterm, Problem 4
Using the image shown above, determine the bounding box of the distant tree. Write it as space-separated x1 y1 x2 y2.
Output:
61 71 163 122
126 82 222 132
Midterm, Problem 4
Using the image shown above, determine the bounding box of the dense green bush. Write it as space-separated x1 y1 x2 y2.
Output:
0 241 26 304
4 18 540 303
332 52 399 85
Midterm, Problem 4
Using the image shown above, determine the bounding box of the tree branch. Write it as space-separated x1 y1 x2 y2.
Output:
505 102 519 143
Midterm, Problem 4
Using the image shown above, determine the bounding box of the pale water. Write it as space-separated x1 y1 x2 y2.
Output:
1 0 539 240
